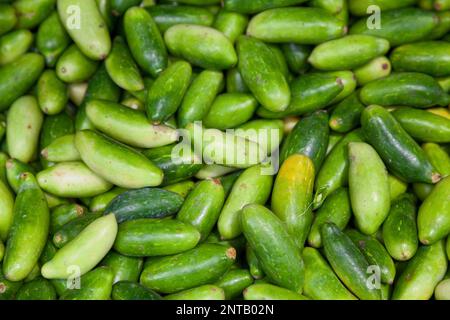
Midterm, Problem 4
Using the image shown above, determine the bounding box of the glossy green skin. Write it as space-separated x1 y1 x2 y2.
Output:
361 105 439 184
327 71 357 104
0 53 45 111
214 10 248 44
392 107 450 143
56 44 99 83
280 110 329 170
95 0 115 31
346 229 396 285
435 278 450 300
321 223 380 300
303 247 357 300
282 43 311 74
50 204 85 234
423 143 450 176
177 179 225 240
147 5 214 33
5 159 36 193
75 130 163 188
16 278 56 300
0 268 22 300
178 70 224 128
89 187 126 212
166 285 225 300
195 165 238 180
237 35 290 112
350 8 438 46
247 7 345 44
124 7 167 77
391 41 450 77
60 267 114 300
101 252 143 284
382 194 418 261
257 73 343 118
224 0 307 14
388 175 408 201
112 281 162 300
418 177 450 245
58 0 111 60
37 162 113 198
349 0 416 16
6 96 43 164
214 268 253 299
348 142 391 235
86 100 178 148
0 29 33 65
0 174 14 242
165 24 237 70
14 0 55 29
226 68 249 93
330 92 365 133
272 155 314 249
114 218 200 257
218 164 273 240
244 283 308 300
104 188 184 223
313 129 365 209
327 133 345 154
105 37 144 91
36 12 70 67
2 174 49 282
0 4 16 37
241 204 304 293
308 188 351 248
0 152 8 184
37 70 68 115
392 241 448 300
146 61 192 124
204 93 258 129
52 213 102 249
427 11 450 40
84 64 121 103
43 134 80 162
164 0 221 5
162 181 195 199
309 35 390 71
144 145 202 186
140 243 236 294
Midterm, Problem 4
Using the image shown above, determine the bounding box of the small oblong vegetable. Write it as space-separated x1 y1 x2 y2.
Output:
244 284 308 300
52 213 102 249
241 204 305 293
114 218 201 257
104 187 184 223
165 285 225 300
418 176 450 245
50 203 86 234
224 0 308 14
56 45 99 83
237 35 290 113
329 92 365 133
2 173 49 282
16 278 56 300
349 0 417 16
247 7 346 44
348 142 390 235
146 60 192 124
86 99 179 148
392 241 448 300
361 105 440 184
42 214 117 279
42 134 81 162
0 179 13 241
214 268 253 300
0 29 34 66
309 35 390 71
112 281 162 300
7 96 43 164
124 7 167 77
392 107 450 143
75 130 163 188
177 179 225 240
354 56 391 86
0 4 17 37
101 252 143 284
58 0 111 60
218 164 273 240
140 243 236 294
165 24 237 70
382 194 418 261
37 162 113 198
213 10 248 44
272 154 315 249
37 69 68 115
